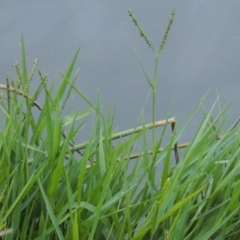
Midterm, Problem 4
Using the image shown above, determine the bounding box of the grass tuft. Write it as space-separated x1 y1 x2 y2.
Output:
0 8 240 240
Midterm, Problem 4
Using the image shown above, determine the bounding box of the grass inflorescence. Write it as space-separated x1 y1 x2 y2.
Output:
0 9 240 240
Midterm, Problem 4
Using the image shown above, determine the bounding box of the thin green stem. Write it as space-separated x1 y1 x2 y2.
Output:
152 54 160 149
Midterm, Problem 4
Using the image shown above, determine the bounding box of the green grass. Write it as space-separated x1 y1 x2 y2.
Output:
1 9 240 240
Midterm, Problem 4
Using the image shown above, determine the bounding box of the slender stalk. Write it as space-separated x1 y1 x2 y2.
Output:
72 118 175 151
152 54 159 149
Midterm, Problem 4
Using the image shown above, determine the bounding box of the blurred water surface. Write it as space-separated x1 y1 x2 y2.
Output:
1 0 240 144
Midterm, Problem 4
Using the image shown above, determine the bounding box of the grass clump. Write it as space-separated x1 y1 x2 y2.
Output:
0 9 240 240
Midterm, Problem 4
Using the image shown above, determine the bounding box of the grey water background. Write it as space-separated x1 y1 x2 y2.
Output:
1 1 240 149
